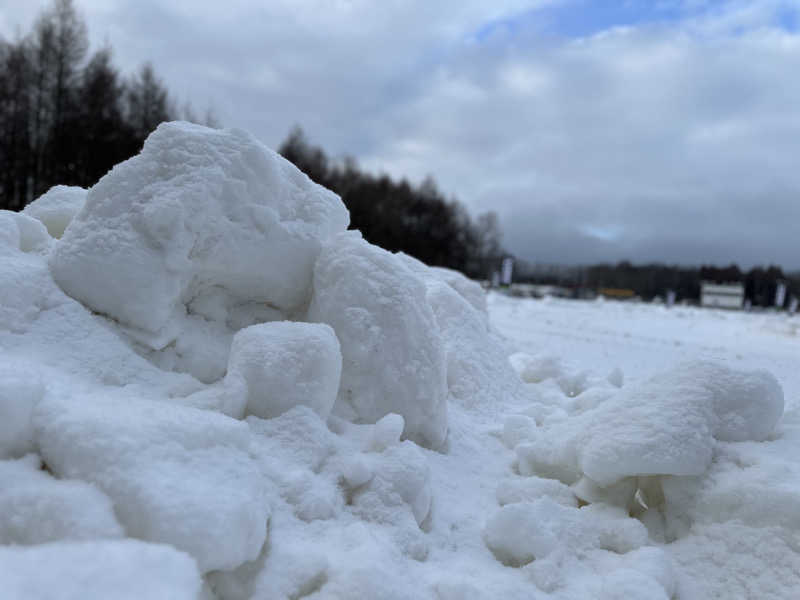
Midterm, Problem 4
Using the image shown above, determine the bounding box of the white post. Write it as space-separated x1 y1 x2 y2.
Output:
501 257 514 286
775 281 787 308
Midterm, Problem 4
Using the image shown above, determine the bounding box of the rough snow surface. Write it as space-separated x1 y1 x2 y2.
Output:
1 123 799 599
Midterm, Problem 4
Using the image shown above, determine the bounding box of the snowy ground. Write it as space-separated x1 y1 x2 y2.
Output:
1 122 798 599
490 293 800 599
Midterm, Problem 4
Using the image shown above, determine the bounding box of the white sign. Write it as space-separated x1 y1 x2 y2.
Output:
491 271 500 288
501 257 514 286
790 296 798 314
775 281 787 307
666 290 676 307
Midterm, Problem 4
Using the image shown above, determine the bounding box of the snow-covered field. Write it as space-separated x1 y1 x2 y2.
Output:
1 121 798 599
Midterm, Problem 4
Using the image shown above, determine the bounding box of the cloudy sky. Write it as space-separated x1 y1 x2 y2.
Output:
3 0 800 268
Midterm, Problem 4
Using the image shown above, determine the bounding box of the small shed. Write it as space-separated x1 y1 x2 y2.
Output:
700 282 744 309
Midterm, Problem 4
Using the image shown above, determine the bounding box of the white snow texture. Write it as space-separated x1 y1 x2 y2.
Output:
0 121 794 599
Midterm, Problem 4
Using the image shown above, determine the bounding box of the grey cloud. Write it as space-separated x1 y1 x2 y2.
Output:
3 1 799 268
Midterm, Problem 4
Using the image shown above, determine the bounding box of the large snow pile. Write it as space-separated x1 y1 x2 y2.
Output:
1 122 797 599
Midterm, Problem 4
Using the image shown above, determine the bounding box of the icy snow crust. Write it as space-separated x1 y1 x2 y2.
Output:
1 122 797 598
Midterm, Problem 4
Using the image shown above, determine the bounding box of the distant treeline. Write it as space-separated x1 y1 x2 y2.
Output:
279 127 503 278
0 0 213 211
517 261 800 307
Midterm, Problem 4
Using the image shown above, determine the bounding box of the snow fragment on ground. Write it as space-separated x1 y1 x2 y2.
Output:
49 121 348 354
484 498 648 567
227 321 341 420
0 454 123 544
0 539 201 599
23 185 87 238
308 231 448 449
34 393 268 572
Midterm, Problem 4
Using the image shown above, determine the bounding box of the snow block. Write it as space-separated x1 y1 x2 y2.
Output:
308 232 448 449
34 394 268 572
23 185 87 238
50 121 349 343
228 321 341 420
0 540 201 600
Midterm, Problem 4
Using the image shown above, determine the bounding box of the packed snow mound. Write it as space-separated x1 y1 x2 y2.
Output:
308 231 448 449
0 540 201 599
34 393 268 572
515 361 784 487
227 321 341 420
50 121 349 346
22 185 87 238
0 454 123 545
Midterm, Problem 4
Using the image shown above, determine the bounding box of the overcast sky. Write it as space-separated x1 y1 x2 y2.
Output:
3 0 800 268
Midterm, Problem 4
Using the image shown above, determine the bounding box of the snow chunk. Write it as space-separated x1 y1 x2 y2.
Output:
351 441 433 529
3 211 52 253
509 352 564 383
0 540 201 600
34 394 267 572
308 231 448 449
228 321 341 420
0 454 123 544
50 121 348 344
23 185 87 238
484 499 647 567
0 210 20 249
428 265 488 318
425 279 527 408
580 362 783 486
0 364 42 458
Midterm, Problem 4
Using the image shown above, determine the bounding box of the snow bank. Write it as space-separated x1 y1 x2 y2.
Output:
0 454 123 544
227 321 341 420
50 121 348 357
23 185 87 238
0 540 201 599
308 232 448 449
34 394 268 572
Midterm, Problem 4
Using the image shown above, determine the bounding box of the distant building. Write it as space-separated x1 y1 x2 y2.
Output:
700 282 744 309
598 288 636 300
